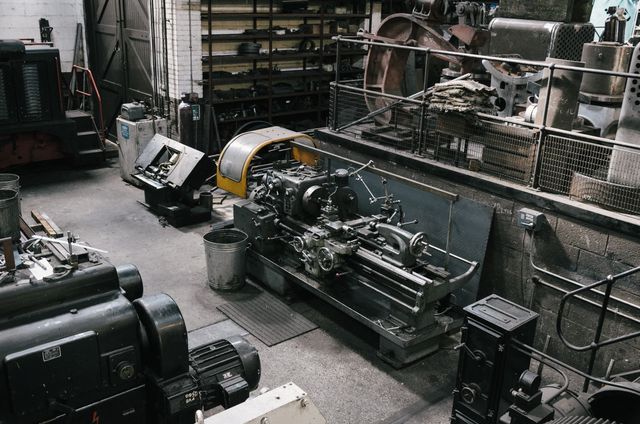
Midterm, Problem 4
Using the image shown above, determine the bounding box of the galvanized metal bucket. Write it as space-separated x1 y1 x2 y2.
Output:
0 174 19 191
0 189 20 241
0 173 20 215
204 229 249 291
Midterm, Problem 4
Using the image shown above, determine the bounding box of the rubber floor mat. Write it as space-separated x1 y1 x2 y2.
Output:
217 293 318 347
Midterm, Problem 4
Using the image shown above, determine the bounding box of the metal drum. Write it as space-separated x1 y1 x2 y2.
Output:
580 42 633 103
535 58 585 130
0 174 21 215
204 229 249 291
0 174 19 191
0 190 20 241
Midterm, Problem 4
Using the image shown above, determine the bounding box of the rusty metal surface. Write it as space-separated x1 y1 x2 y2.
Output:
363 13 460 124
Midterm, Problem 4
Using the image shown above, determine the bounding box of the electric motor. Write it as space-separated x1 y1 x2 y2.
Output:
0 263 260 424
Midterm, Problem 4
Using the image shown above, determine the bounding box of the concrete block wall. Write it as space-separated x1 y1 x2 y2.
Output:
0 0 86 71
318 138 640 379
480 204 640 377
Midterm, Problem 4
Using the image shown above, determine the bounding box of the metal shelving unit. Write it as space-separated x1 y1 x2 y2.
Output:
203 0 373 146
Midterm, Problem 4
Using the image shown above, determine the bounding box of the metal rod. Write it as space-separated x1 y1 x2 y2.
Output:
529 232 640 317
547 126 640 151
336 72 471 132
32 235 108 254
188 0 193 93
583 279 615 391
445 201 453 269
531 65 555 188
532 276 640 325
291 141 459 201
334 37 640 79
354 277 416 311
331 36 341 130
427 244 474 266
332 82 426 105
556 264 640 352
417 49 431 155
513 340 640 395
161 0 171 124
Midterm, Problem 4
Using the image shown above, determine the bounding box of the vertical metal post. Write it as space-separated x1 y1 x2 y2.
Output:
161 0 170 130
582 278 615 392
417 49 431 155
331 37 342 130
268 1 274 121
207 0 213 106
445 200 454 269
531 64 555 188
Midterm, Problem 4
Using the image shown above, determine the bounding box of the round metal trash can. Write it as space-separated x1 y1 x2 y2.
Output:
0 174 20 215
0 174 19 191
0 190 20 241
204 229 249 291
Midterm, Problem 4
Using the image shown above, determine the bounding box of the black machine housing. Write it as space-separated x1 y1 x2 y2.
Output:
0 262 260 423
133 134 215 227
0 40 104 168
451 295 640 424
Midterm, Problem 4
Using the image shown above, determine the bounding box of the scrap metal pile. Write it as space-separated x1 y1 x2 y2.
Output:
428 79 497 114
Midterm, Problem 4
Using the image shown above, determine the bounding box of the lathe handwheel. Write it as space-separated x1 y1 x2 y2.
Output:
291 236 306 253
409 232 428 257
317 247 335 272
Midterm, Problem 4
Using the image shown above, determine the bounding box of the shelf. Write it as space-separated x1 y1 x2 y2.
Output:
212 89 330 105
217 107 327 125
203 69 363 85
202 32 341 42
201 1 372 147
202 49 366 65
201 13 370 20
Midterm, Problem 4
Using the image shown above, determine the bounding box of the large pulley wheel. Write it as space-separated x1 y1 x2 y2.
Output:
363 13 461 124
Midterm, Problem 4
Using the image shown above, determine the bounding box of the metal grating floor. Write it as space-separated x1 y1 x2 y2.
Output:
217 292 318 347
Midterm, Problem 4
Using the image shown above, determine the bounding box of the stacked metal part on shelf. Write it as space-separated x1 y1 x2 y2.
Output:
326 0 640 215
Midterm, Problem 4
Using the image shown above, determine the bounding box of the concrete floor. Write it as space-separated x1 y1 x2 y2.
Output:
19 159 460 424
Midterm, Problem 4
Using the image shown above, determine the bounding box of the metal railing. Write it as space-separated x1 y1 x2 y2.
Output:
69 65 105 144
328 36 640 215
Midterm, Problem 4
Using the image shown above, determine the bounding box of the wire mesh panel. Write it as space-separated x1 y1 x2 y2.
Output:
422 115 538 184
327 37 640 216
331 80 539 185
539 133 640 214
538 134 611 194
331 82 422 152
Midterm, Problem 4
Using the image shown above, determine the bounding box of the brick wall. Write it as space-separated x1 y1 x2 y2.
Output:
317 136 640 378
158 0 202 101
150 0 202 129
0 0 86 72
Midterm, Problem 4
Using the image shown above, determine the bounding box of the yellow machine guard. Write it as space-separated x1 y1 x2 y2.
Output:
216 126 318 198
